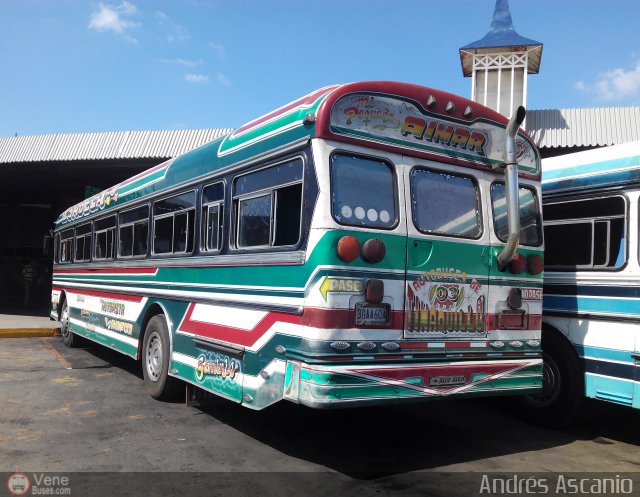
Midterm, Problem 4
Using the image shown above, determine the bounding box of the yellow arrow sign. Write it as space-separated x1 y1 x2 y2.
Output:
320 277 364 301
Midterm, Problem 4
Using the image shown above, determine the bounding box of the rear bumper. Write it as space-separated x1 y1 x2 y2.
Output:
283 358 543 408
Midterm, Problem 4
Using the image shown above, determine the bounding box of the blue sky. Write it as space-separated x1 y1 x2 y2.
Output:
1 0 640 137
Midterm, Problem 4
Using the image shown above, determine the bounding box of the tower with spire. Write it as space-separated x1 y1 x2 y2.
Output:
459 0 542 118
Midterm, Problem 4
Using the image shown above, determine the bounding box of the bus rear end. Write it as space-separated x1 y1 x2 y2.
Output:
281 82 544 407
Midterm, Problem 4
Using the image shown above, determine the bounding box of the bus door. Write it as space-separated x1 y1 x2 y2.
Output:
403 159 490 342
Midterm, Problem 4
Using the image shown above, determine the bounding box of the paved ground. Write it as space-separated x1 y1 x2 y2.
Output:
0 336 638 496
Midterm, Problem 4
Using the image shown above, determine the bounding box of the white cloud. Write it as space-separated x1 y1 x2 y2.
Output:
208 42 225 59
89 1 139 44
215 73 230 86
185 73 209 84
576 61 640 101
167 27 190 44
159 58 203 68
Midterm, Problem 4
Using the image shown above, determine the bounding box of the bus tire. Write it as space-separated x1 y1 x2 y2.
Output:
60 299 78 348
518 329 584 427
142 315 181 401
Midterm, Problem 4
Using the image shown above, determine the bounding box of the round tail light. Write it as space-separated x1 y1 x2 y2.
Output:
509 253 526 274
361 238 386 263
527 254 544 275
337 236 360 262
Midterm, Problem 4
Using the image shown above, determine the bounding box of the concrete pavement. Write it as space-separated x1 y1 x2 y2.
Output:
0 308 60 338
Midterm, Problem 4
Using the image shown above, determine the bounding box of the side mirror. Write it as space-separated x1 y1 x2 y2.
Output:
43 230 53 256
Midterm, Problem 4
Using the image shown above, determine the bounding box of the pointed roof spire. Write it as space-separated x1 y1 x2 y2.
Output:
459 0 543 76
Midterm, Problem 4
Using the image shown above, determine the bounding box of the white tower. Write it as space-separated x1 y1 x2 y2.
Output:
459 0 543 117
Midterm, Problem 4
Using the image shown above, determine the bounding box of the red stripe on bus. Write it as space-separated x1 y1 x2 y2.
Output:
232 86 339 136
54 267 158 275
301 307 404 329
118 160 171 187
60 288 144 302
181 303 301 347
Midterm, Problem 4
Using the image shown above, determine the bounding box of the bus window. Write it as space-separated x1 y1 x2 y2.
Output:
234 159 303 249
74 223 92 262
119 205 149 258
59 228 74 263
94 215 116 261
491 183 541 246
543 195 626 270
202 182 224 252
153 191 196 255
411 168 481 238
331 154 396 229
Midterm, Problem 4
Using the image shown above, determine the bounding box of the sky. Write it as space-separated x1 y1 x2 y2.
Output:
1 0 640 138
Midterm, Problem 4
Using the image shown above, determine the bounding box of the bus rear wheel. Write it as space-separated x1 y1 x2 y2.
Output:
518 330 584 427
60 299 78 348
142 315 181 401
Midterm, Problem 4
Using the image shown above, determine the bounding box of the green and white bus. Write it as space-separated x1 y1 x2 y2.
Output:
51 81 544 409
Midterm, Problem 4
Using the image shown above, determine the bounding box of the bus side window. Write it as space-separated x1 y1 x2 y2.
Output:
119 205 149 259
543 195 627 270
59 229 74 263
94 215 116 261
202 182 225 252
75 222 92 262
234 159 303 249
153 191 196 256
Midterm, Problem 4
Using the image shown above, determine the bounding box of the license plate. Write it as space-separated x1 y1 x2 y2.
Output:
429 375 466 387
355 303 390 326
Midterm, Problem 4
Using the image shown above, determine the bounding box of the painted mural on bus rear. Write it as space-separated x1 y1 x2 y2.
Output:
51 81 544 410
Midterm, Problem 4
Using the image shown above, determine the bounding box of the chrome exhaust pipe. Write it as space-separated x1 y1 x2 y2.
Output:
496 106 526 271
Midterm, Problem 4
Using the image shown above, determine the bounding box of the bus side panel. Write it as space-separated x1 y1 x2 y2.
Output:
570 318 637 407
545 314 637 407
55 286 142 358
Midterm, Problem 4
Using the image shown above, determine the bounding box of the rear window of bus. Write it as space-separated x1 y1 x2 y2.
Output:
330 153 397 229
491 183 542 247
410 167 482 239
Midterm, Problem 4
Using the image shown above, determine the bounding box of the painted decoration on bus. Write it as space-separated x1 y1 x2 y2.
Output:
330 93 539 174
405 268 487 338
194 351 242 397
61 186 119 223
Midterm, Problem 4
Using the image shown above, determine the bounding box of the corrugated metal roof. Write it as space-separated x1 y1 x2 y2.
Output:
0 128 233 165
526 106 640 150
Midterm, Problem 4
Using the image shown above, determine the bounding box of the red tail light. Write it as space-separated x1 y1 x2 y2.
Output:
527 254 544 275
508 253 526 274
337 236 360 262
362 238 386 263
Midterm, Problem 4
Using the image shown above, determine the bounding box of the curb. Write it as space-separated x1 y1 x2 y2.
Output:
0 328 61 338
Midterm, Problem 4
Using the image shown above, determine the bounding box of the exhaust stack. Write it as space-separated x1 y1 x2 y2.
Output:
496 106 526 271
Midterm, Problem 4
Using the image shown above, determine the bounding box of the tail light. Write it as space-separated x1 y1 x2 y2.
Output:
527 254 544 275
508 253 526 274
337 236 360 262
362 238 386 263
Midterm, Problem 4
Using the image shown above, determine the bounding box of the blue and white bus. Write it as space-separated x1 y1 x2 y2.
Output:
525 141 640 425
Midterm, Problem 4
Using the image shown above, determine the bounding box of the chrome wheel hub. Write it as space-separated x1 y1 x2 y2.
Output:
146 332 162 382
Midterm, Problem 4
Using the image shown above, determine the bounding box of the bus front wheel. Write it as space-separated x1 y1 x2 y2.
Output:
60 299 77 348
519 330 584 427
142 315 181 401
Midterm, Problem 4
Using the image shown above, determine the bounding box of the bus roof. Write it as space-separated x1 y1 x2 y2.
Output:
542 140 640 195
55 81 540 228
